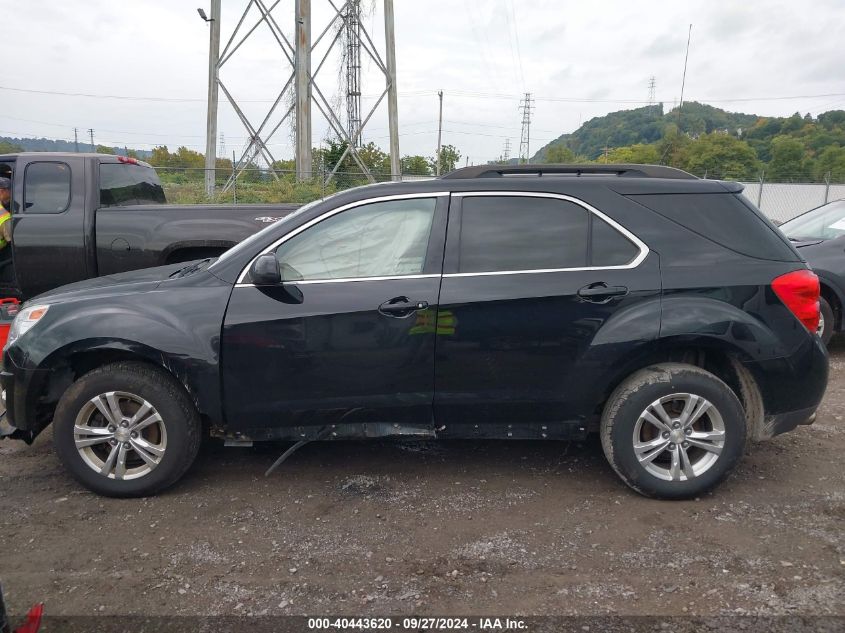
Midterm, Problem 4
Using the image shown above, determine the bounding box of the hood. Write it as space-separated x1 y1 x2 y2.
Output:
30 262 194 304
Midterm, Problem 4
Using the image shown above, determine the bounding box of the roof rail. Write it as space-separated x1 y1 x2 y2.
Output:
441 163 698 180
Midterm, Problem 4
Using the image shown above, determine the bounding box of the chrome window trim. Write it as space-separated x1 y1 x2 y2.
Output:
448 190 649 276
235 191 450 285
235 273 440 288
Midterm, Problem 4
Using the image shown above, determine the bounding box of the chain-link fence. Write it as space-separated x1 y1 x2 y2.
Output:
155 166 845 224
739 178 845 224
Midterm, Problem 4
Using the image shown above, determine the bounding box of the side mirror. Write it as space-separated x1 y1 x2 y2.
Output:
250 253 281 285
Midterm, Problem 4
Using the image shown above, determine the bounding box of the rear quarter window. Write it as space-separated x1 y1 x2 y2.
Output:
24 161 71 214
99 163 166 207
628 193 799 262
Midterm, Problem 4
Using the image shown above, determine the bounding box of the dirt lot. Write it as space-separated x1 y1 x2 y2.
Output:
1 340 844 620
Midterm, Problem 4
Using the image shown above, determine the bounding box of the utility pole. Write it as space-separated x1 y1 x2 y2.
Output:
435 90 444 176
295 0 313 181
518 93 533 164
677 24 692 130
88 129 95 152
203 0 221 198
73 128 79 153
384 0 401 180
502 138 511 163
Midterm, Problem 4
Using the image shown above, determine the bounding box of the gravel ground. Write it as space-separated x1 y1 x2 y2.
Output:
1 339 844 620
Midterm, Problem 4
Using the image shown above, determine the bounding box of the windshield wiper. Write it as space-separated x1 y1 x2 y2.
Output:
169 258 212 278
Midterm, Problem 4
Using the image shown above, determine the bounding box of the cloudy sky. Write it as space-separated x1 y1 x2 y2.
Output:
2 0 844 164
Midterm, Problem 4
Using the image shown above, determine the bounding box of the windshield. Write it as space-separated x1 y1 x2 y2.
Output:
210 197 329 269
780 200 845 241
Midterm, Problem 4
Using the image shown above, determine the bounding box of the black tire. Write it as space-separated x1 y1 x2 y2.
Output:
53 361 201 497
818 296 835 346
600 363 746 500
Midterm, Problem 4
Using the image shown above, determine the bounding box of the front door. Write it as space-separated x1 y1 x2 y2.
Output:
434 192 660 429
221 193 449 435
11 157 88 297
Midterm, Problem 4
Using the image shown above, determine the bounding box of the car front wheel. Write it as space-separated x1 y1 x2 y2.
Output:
600 363 746 499
53 361 201 497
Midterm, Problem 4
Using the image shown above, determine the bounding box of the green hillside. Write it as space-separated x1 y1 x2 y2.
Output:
532 103 845 182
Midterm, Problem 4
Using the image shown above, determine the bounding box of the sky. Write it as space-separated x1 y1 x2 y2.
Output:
2 0 845 165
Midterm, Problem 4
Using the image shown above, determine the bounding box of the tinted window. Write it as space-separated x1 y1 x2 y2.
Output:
591 215 639 266
629 193 799 261
24 162 71 214
274 198 436 281
458 196 588 273
99 163 166 207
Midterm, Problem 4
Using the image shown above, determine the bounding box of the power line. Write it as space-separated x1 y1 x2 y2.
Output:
3 83 845 106
506 0 525 90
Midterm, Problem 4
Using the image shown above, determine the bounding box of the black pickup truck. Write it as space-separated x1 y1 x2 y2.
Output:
0 152 299 298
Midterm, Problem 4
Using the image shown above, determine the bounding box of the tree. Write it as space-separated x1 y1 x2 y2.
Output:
401 155 431 176
95 144 115 155
0 141 24 154
429 144 461 175
544 144 576 163
679 132 760 179
815 145 845 181
767 135 812 181
357 142 390 177
605 143 660 164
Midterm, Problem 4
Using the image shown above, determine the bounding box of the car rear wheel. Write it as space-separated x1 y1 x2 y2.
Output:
53 361 201 497
600 363 746 499
818 296 834 345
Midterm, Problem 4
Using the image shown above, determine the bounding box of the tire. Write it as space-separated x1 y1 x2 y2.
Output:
600 363 746 500
53 361 201 497
818 296 834 346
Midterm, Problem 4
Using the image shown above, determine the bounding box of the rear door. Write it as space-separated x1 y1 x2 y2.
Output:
221 192 449 434
12 157 88 297
434 191 660 431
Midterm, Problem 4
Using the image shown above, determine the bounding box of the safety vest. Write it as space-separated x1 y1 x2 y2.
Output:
0 210 10 249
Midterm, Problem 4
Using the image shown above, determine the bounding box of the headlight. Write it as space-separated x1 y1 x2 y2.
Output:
7 304 50 347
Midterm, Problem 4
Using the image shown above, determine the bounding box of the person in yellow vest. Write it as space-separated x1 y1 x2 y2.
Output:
0 177 12 249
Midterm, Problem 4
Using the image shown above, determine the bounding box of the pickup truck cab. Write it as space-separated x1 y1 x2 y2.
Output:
0 153 297 299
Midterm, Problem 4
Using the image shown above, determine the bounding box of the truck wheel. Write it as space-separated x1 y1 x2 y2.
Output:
53 361 201 497
600 363 746 500
818 296 834 346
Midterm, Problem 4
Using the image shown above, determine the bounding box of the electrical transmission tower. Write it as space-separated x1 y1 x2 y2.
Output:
647 76 656 112
502 138 511 163
201 0 400 196
343 0 362 146
518 93 533 164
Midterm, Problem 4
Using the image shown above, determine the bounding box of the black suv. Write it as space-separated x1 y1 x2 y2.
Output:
0 165 828 499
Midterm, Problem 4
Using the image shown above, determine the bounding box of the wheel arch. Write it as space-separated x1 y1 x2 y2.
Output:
590 336 765 442
26 340 213 436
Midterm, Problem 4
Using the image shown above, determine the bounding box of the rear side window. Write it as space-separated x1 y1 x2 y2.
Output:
629 193 799 261
591 215 639 266
24 162 71 214
458 196 589 273
99 163 166 207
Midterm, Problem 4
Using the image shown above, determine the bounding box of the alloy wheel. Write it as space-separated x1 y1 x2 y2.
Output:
73 391 167 480
632 393 725 482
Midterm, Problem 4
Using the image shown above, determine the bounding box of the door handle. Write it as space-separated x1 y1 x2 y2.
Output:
378 296 429 317
577 283 628 302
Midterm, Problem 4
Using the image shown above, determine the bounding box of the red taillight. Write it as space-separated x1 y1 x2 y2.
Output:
771 269 820 333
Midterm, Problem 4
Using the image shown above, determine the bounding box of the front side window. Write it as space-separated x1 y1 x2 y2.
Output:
274 198 437 281
24 162 71 214
99 163 166 207
780 200 845 241
458 196 589 273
